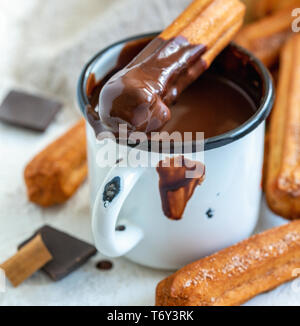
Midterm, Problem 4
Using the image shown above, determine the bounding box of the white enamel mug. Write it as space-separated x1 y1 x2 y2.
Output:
77 33 274 270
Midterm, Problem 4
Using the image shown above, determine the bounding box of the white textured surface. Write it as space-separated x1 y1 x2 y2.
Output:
0 0 299 306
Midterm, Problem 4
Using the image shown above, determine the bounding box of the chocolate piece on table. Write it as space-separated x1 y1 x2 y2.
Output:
0 90 62 131
0 234 52 287
18 225 97 281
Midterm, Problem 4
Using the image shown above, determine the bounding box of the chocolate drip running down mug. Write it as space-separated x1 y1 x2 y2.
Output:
77 33 274 270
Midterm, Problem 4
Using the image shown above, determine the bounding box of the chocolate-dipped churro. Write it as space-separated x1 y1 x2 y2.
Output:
98 0 245 134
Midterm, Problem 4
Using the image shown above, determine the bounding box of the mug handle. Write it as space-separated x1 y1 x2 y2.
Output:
92 165 144 257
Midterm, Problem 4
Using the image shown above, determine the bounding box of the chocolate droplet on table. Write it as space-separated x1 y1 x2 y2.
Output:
96 260 113 270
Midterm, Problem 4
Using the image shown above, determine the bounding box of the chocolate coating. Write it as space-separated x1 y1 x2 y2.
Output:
157 156 205 220
99 36 207 133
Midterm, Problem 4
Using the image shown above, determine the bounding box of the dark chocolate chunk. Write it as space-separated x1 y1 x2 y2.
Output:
18 225 97 281
0 90 62 131
96 260 113 271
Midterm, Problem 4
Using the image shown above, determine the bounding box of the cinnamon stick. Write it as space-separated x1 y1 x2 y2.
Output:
0 235 52 287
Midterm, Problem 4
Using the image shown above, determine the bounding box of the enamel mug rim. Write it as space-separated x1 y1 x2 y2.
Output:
77 32 274 151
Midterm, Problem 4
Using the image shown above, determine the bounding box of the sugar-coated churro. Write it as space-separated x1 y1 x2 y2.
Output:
254 0 300 19
235 7 294 67
24 119 87 207
266 34 300 219
156 220 300 306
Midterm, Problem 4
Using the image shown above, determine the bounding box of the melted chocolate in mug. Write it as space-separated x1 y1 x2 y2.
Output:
86 38 255 140
161 75 255 138
85 38 256 220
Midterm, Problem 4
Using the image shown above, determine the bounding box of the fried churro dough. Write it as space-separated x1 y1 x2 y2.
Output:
254 0 300 19
160 0 245 66
265 34 300 219
24 119 87 207
156 220 300 306
99 0 245 133
235 7 294 67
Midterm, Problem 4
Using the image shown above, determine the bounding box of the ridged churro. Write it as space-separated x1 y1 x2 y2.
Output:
254 0 300 19
235 7 294 67
160 0 245 67
265 34 300 219
156 220 300 306
98 0 245 134
24 119 87 207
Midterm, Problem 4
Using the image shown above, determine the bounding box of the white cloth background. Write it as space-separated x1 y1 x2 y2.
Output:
0 0 299 306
